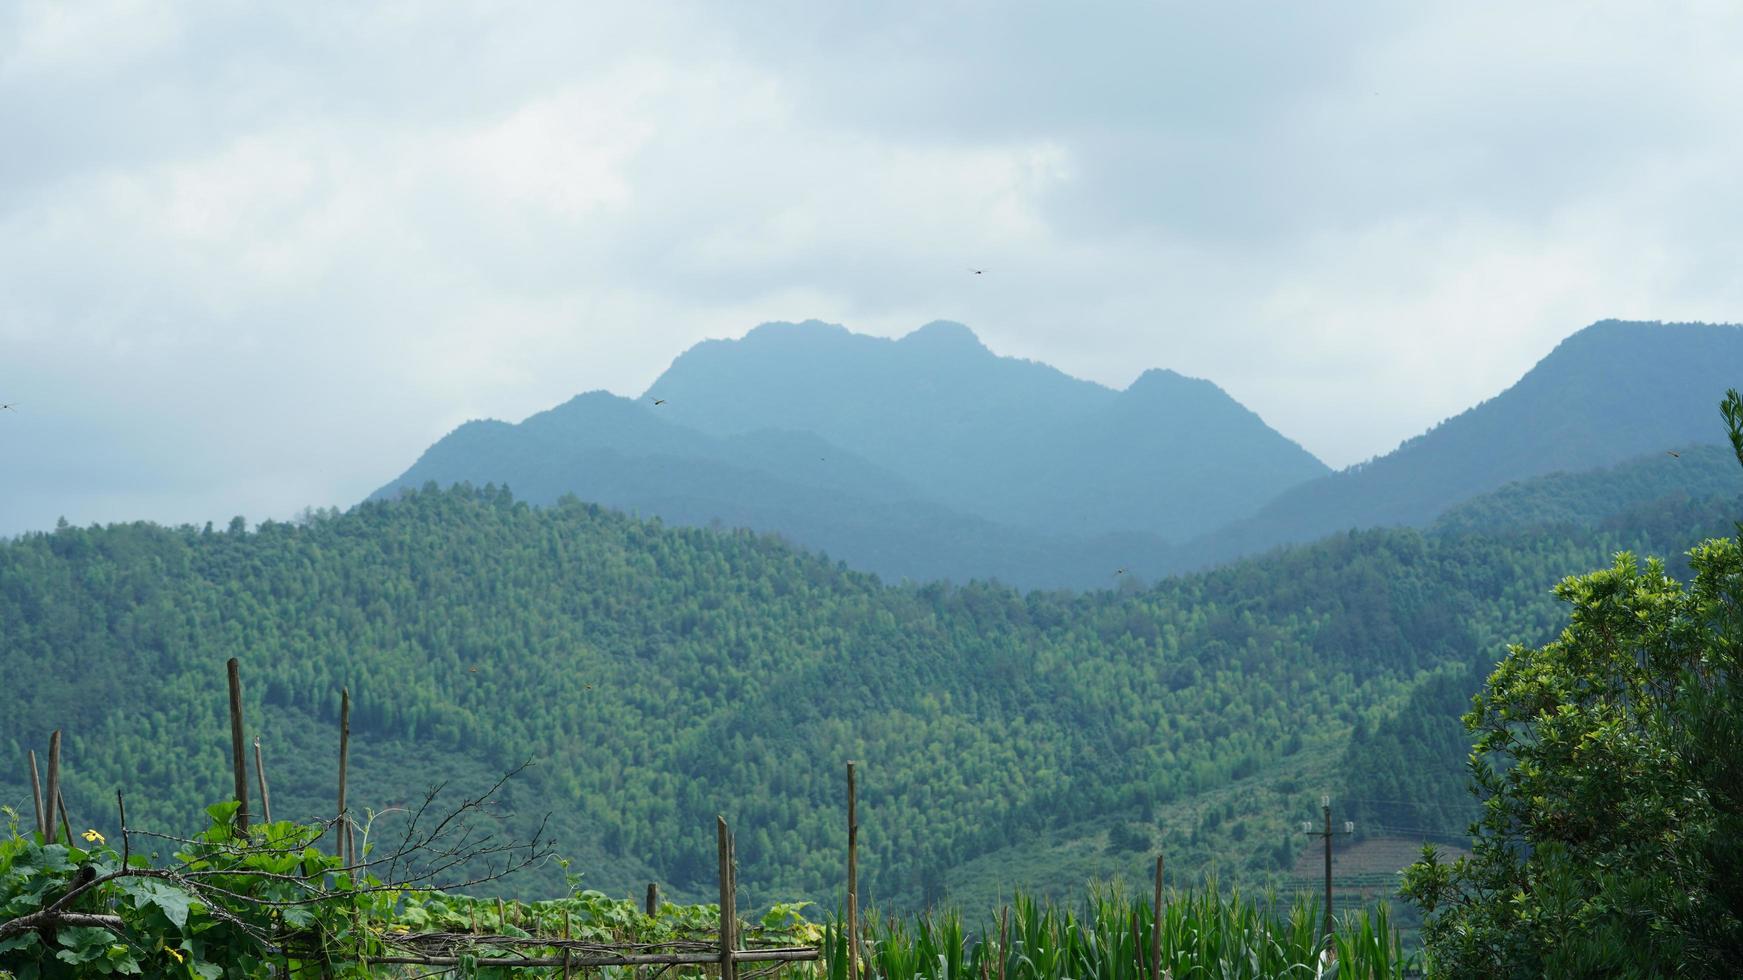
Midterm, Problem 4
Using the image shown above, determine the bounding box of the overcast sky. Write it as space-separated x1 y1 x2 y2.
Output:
4 1 1742 535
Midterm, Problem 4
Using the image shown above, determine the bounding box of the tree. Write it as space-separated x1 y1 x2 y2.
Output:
1403 390 1743 977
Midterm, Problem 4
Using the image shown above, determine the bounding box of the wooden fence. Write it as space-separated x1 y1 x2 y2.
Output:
10 658 856 977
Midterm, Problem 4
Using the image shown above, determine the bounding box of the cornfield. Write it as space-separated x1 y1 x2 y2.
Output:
825 884 1415 980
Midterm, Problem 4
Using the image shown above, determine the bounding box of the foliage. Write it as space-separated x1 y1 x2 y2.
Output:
0 802 816 979
1402 390 1743 977
0 801 380 978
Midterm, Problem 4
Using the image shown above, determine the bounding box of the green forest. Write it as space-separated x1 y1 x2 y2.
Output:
4 472 1738 911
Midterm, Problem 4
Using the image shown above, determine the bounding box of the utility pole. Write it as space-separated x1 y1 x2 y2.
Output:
1301 794 1354 939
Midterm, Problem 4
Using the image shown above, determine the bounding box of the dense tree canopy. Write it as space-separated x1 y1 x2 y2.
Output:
1 477 1736 907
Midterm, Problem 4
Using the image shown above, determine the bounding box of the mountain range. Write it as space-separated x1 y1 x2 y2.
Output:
378 318 1743 588
5 315 1740 915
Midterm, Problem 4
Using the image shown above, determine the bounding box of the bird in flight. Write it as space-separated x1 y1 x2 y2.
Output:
0 403 16 411
1115 568 1127 576
969 268 986 275
1666 450 1681 458
652 398 667 406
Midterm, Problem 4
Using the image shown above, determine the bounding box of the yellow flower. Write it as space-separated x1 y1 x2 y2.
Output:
165 947 186 964
81 829 106 845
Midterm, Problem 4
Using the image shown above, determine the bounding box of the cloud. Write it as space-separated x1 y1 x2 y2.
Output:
3 1 1741 535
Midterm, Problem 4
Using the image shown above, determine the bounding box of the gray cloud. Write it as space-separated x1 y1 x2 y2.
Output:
4 1 1742 535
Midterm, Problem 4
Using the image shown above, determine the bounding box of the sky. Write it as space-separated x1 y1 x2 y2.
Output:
4 1 1743 535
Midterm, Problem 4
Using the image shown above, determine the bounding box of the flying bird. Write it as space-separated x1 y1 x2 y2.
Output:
652 398 667 406
1666 450 1681 458
0 403 16 411
969 268 986 275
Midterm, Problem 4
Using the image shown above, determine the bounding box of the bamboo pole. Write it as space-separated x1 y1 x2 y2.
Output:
1150 854 1164 980
27 750 44 840
253 736 273 825
336 687 351 861
226 658 250 833
718 816 737 980
43 731 61 845
846 762 858 980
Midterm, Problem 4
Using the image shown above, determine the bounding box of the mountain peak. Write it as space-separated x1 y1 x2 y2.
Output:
1124 367 1213 395
900 320 986 351
739 319 854 344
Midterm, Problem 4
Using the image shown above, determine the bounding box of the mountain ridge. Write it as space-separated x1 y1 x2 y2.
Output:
376 317 1741 588
1178 319 1743 568
377 319 1328 585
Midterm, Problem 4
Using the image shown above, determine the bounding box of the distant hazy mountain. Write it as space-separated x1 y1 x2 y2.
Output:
374 389 1176 589
379 318 1738 588
1183 320 1743 567
376 319 1325 588
645 320 1328 541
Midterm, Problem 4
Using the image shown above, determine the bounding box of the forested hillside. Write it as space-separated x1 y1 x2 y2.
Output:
4 481 1737 908
1429 442 1740 534
1184 320 1743 568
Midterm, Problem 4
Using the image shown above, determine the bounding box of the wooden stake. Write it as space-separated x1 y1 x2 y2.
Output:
1150 854 1163 980
225 658 251 833
497 897 507 934
116 791 130 868
718 816 737 980
998 905 1009 980
27 750 45 840
56 787 73 847
43 731 61 845
646 882 659 916
1322 801 1333 939
729 825 739 975
846 762 859 980
336 687 351 860
563 908 573 979
253 736 273 825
